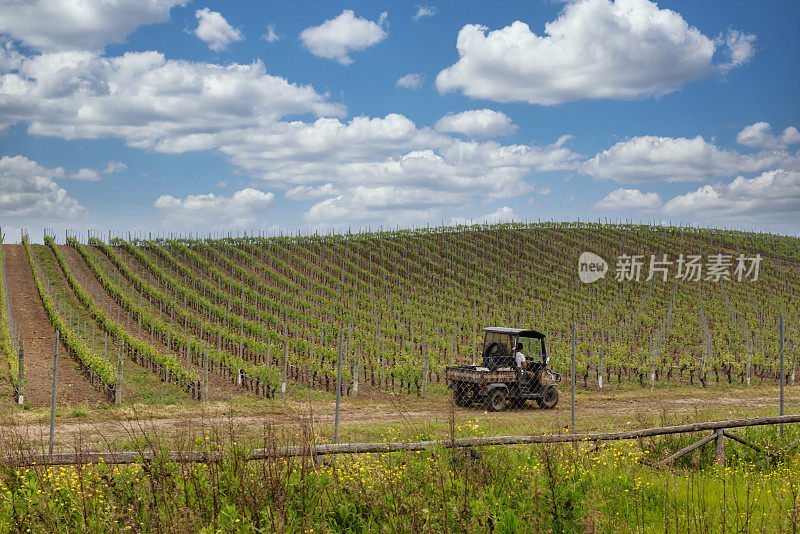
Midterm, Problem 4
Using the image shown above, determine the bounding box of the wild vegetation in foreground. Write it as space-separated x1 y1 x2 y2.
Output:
0 417 797 533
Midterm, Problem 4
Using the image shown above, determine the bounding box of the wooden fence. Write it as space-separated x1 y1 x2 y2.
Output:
1 414 797 468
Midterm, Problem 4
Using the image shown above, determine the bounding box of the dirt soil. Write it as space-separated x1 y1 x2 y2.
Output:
2 384 796 453
3 245 105 408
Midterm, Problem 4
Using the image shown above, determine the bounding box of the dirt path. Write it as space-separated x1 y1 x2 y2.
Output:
3 245 105 408
63 245 250 402
4 385 797 452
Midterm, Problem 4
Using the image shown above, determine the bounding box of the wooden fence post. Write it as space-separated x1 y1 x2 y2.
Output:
715 429 725 466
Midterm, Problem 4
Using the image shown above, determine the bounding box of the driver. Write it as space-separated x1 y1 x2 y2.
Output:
514 342 527 383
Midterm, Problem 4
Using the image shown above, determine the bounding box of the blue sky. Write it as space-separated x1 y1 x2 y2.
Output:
1 0 798 240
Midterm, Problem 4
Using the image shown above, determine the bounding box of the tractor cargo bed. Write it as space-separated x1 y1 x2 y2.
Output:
445 365 517 385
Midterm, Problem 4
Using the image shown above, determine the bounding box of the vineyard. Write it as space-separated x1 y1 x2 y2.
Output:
0 222 797 407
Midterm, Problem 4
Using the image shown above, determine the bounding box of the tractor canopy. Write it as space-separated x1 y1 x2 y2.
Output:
481 327 546 370
482 327 545 339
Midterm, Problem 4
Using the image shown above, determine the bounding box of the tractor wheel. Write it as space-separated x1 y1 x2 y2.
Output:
536 386 559 409
485 388 507 412
454 384 473 407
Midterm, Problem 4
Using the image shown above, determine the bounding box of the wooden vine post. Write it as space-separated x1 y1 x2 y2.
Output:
17 341 24 405
115 339 123 406
281 324 288 396
203 346 209 401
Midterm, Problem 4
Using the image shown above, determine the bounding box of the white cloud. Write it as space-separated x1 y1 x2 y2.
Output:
154 188 274 227
300 10 387 65
194 8 243 52
718 29 756 70
663 169 800 225
69 168 102 181
413 6 436 21
436 0 747 105
285 183 338 200
103 161 127 174
450 206 515 225
0 49 344 143
396 73 424 89
583 135 795 183
435 109 516 137
736 122 800 150
212 114 580 187
261 24 279 43
295 128 580 224
0 0 185 53
0 155 86 219
594 188 662 210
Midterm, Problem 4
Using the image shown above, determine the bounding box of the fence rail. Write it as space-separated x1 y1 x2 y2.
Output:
1 414 797 467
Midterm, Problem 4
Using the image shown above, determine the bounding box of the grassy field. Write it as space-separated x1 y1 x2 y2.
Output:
0 388 797 533
0 384 796 532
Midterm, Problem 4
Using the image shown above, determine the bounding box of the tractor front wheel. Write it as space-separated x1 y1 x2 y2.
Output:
536 386 559 409
485 388 507 412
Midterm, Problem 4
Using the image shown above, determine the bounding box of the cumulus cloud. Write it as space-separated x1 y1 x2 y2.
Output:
0 49 344 144
413 6 436 21
0 0 185 53
594 188 662 210
261 24 279 43
396 73 424 89
435 109 516 137
436 0 750 105
450 206 515 225
736 122 800 150
663 169 800 225
300 10 387 65
0 155 86 219
296 129 579 224
583 135 796 183
194 8 243 51
154 188 274 227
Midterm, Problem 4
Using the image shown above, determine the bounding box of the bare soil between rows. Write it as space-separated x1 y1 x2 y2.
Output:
3 245 105 408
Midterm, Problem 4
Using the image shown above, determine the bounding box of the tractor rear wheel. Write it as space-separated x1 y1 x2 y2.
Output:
485 388 507 412
536 386 559 409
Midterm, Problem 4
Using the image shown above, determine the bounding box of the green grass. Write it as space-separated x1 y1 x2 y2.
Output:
0 422 796 533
